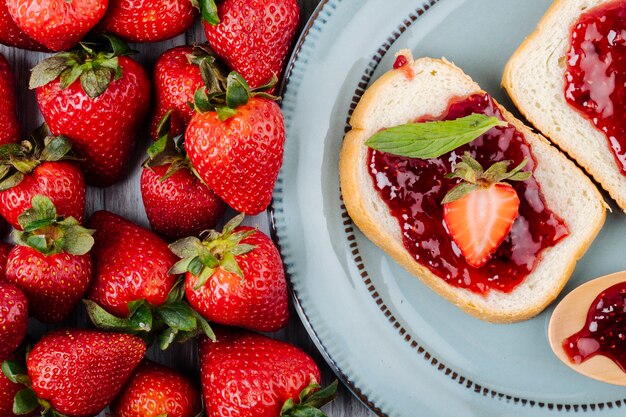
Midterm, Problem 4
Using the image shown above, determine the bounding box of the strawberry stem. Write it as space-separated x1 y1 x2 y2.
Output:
280 379 339 416
13 196 94 256
0 127 75 191
442 152 531 204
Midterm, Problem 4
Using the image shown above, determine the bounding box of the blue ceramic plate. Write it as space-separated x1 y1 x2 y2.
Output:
272 1 626 416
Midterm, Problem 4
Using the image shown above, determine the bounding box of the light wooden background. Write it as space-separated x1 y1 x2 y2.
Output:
0 0 377 416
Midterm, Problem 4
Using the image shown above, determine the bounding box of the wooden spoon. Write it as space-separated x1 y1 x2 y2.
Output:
548 270 626 386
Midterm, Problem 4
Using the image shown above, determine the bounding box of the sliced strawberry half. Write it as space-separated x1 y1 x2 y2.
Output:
442 152 531 268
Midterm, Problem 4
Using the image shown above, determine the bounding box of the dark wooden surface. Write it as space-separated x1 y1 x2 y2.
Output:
0 0 377 415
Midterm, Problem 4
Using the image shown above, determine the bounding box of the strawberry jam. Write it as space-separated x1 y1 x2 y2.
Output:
565 0 626 174
563 282 626 371
367 94 569 294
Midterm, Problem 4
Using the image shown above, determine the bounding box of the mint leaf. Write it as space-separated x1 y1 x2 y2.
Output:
365 114 507 159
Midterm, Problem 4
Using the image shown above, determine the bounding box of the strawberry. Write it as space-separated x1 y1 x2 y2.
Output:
150 44 227 141
185 72 285 214
1 354 39 417
100 0 198 43
170 214 289 332
6 0 108 51
0 0 48 51
0 282 27 359
6 195 94 323
199 327 337 417
442 152 531 268
0 241 10 280
0 54 20 146
87 210 179 317
30 36 151 187
112 360 202 417
142 112 226 241
202 0 300 89
85 210 214 349
2 329 146 416
0 131 86 229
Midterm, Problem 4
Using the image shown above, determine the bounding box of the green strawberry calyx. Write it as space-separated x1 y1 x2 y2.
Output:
0 126 75 191
13 195 94 256
442 152 531 204
192 0 220 25
191 59 279 121
84 278 216 351
280 378 339 417
2 357 68 417
144 110 203 183
168 214 257 289
29 34 134 99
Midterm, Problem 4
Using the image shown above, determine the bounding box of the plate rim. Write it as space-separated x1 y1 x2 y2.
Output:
270 1 626 415
271 2 388 415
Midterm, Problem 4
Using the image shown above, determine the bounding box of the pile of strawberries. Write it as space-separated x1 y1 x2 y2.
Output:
0 0 339 416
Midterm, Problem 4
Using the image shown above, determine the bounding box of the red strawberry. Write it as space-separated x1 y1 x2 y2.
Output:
170 215 288 332
141 112 226 241
31 37 151 187
0 241 10 280
0 282 27 359
199 328 337 417
87 210 179 317
100 0 198 43
150 45 227 141
186 73 285 214
85 210 214 349
112 360 202 417
2 329 145 416
0 0 48 51
6 195 94 323
0 54 20 146
202 0 300 89
442 153 530 268
6 0 108 51
0 133 85 229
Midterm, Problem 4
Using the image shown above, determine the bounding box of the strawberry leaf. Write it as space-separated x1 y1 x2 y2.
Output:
216 106 237 121
156 303 198 332
80 67 113 98
13 388 38 415
169 236 202 258
193 88 211 112
198 0 220 25
59 64 84 89
225 72 251 109
0 172 24 191
441 183 479 205
158 327 178 350
280 380 338 417
2 360 28 384
193 311 216 341
165 278 186 304
84 299 153 333
15 196 94 256
40 136 72 162
29 55 71 89
365 114 508 159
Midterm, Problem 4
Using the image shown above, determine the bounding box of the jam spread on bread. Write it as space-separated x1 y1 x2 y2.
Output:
367 93 569 294
563 281 626 371
565 0 626 175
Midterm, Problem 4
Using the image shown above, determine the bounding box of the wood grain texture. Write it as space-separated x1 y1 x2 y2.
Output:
0 0 376 415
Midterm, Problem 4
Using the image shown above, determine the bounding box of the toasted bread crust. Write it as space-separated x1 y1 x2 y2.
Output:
502 0 626 210
340 57 605 322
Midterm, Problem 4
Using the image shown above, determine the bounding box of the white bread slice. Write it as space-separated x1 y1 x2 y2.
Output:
503 0 626 210
339 56 606 323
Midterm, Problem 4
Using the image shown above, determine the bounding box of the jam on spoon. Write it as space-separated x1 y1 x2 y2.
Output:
563 281 626 371
565 0 626 174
